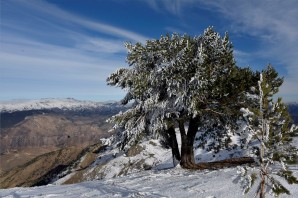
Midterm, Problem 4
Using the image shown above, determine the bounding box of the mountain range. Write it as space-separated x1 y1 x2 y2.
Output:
0 98 297 189
0 98 127 177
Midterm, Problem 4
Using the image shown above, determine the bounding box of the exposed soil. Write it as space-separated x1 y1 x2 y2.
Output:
0 114 113 172
0 147 57 174
0 146 86 188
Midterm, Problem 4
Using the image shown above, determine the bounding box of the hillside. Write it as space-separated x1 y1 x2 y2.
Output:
0 146 86 188
1 138 298 197
1 114 107 151
0 99 126 174
0 129 251 189
0 113 110 174
0 99 297 194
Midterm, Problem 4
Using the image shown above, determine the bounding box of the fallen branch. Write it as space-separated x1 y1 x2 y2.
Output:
181 157 255 170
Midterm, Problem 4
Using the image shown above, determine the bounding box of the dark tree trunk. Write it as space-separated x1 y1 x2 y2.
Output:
260 173 265 198
167 127 181 162
179 116 255 170
180 117 200 169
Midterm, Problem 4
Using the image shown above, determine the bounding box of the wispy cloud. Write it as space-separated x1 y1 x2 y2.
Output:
0 0 149 101
145 0 298 101
198 1 298 41
144 0 198 16
0 38 125 100
146 0 183 15
2 0 148 43
1 0 297 101
196 0 298 101
77 20 149 43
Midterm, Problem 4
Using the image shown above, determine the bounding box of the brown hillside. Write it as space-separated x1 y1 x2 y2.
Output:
0 146 85 188
0 114 112 173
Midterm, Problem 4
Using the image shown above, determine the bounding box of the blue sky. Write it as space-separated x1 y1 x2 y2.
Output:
1 0 297 102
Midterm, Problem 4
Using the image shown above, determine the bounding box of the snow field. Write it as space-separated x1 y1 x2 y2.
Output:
2 166 298 197
2 136 297 197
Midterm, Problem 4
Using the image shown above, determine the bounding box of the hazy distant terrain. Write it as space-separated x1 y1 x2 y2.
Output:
288 103 298 124
0 99 126 175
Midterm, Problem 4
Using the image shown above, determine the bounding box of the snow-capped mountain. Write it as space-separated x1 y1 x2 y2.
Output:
0 98 121 113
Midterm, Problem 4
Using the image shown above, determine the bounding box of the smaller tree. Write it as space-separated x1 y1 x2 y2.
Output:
238 65 298 198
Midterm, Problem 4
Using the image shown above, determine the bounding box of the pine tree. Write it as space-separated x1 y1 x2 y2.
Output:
107 27 255 169
238 65 298 197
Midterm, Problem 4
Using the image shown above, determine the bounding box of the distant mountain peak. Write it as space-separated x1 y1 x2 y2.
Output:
0 98 120 113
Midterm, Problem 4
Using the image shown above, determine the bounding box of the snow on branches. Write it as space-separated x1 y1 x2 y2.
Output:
107 27 253 148
107 27 258 169
238 65 298 197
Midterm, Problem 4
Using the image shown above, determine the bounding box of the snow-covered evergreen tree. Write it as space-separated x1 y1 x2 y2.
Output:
107 27 255 169
238 65 298 197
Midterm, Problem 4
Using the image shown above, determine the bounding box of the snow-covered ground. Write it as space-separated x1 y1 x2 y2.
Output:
1 99 297 197
0 98 117 112
1 166 298 198
1 137 298 197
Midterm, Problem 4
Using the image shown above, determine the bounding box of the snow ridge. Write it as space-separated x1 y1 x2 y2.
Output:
0 98 119 113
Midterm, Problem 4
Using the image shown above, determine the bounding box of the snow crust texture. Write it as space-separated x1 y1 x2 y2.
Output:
1 167 297 198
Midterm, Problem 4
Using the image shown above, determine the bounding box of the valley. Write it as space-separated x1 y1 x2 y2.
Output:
0 99 126 185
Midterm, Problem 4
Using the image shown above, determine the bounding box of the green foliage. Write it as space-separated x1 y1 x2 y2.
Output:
107 27 258 151
240 65 298 197
271 179 291 196
278 170 298 184
251 172 257 187
244 172 257 194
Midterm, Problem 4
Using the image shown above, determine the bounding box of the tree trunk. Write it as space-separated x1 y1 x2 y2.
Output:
260 172 265 198
179 116 255 170
167 127 181 162
180 117 200 169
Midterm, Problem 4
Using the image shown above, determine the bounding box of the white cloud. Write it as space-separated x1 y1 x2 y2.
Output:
77 20 149 43
0 47 125 101
0 0 150 101
77 37 126 54
145 0 196 16
146 0 298 101
198 1 298 41
199 1 298 101
4 0 148 43
2 0 297 101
